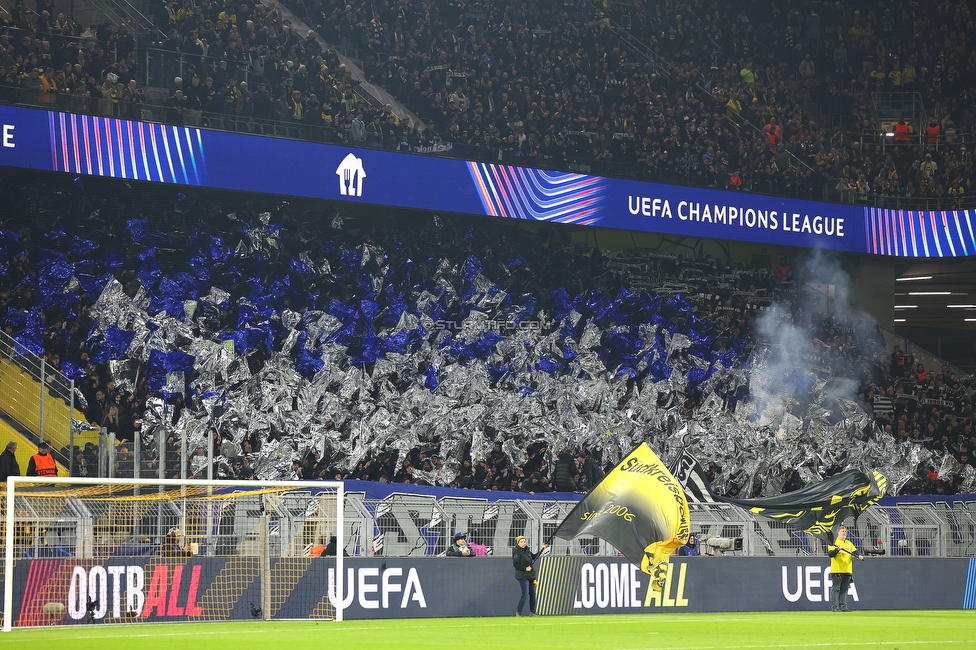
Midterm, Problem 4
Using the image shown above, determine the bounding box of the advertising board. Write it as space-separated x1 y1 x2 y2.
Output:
7 556 975 626
5 104 971 257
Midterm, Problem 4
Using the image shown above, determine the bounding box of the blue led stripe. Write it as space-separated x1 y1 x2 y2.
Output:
137 119 152 180
52 111 62 171
965 211 976 254
72 113 82 174
126 121 139 181
103 117 115 178
116 120 127 179
195 128 205 169
930 212 944 257
159 124 177 182
964 558 976 609
183 127 200 184
952 212 968 256
171 125 188 184
148 122 164 182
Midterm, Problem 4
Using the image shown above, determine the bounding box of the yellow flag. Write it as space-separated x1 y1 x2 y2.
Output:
553 443 690 590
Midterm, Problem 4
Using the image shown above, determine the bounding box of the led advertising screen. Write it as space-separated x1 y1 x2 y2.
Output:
2 103 972 257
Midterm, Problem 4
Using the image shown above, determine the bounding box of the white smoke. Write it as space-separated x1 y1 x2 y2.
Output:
729 251 878 476
745 251 876 427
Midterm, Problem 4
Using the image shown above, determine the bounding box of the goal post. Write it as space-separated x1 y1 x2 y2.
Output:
2 476 345 630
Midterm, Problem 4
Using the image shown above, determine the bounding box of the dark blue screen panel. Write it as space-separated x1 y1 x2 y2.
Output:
4 102 969 257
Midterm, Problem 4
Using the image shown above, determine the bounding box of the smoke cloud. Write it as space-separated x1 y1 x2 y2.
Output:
747 251 876 431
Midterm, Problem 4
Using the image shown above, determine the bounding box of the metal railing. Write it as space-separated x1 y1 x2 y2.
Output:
852 191 975 211
611 21 673 79
97 0 162 36
878 326 967 379
0 25 108 57
4 482 973 560
870 91 928 125
2 479 342 608
826 123 976 152
142 47 255 88
344 492 976 559
0 330 101 474
602 16 820 180
0 329 74 446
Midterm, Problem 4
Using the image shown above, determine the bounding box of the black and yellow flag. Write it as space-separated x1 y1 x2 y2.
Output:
718 468 888 543
552 443 690 590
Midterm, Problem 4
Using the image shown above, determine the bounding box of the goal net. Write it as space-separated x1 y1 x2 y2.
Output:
2 477 345 629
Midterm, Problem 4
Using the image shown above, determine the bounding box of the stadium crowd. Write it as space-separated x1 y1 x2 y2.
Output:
0 0 974 204
0 171 971 496
862 349 976 495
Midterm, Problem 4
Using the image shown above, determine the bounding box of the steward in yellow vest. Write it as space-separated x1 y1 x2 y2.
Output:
827 526 862 612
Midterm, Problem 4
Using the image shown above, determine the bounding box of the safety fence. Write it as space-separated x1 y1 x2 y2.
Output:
346 492 976 560
12 485 972 563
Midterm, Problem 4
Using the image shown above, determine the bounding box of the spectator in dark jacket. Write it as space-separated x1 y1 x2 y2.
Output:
512 535 548 616
320 535 347 556
252 83 277 121
552 450 578 491
488 440 509 473
165 89 188 123
676 535 700 557
577 452 605 490
0 441 20 483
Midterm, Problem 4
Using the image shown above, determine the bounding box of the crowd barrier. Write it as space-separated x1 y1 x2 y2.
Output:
6 478 976 566
342 483 976 561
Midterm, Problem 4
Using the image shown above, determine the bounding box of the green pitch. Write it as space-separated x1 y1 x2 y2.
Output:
0 611 972 649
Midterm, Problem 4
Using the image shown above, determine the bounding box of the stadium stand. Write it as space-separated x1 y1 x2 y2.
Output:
0 0 973 207
0 0 974 497
0 169 972 496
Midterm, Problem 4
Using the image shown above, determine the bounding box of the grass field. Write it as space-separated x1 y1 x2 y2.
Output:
0 611 972 649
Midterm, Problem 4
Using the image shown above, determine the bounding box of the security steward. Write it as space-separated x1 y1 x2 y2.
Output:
827 525 862 612
26 441 58 477
893 118 910 144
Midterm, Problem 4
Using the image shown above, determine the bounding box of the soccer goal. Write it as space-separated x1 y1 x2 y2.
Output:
2 477 345 630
